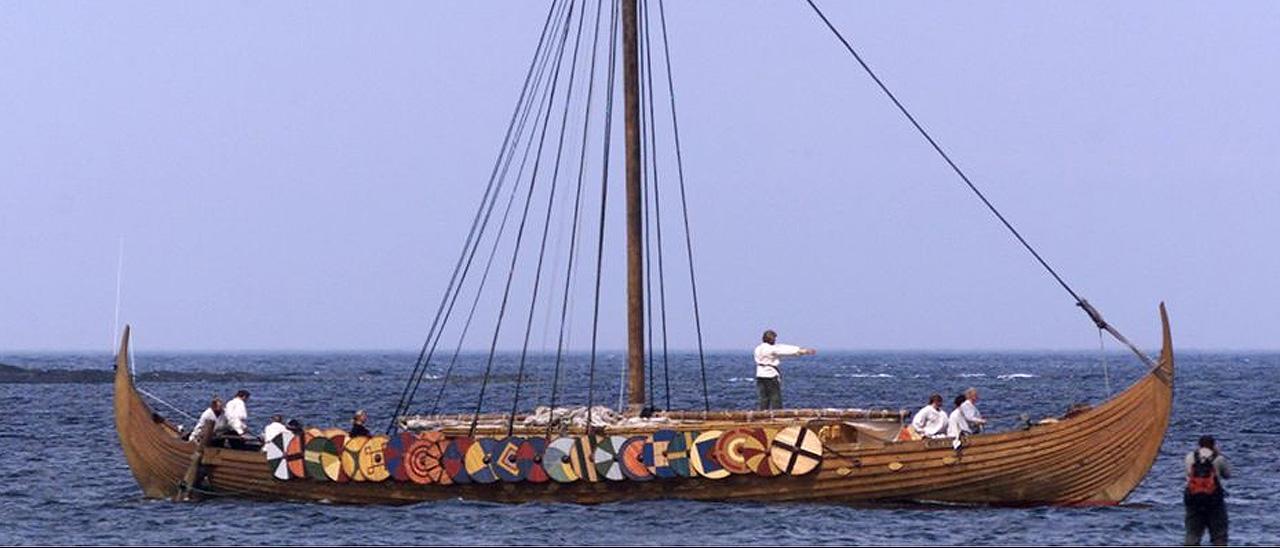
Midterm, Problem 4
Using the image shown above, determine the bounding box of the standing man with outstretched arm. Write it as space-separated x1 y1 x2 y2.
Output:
753 329 817 410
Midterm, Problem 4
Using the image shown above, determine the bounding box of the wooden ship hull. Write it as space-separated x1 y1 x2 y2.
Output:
114 304 1174 506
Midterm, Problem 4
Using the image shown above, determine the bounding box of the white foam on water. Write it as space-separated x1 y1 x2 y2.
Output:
836 373 895 378
997 373 1036 380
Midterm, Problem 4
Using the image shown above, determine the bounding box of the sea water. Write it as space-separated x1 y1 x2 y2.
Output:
0 351 1275 545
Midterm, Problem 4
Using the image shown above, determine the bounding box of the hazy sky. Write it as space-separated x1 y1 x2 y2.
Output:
2 2 1277 352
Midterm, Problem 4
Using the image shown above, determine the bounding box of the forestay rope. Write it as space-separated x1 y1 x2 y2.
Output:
803 0 1154 368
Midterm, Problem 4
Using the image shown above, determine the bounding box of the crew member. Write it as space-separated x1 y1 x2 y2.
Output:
1185 435 1231 546
262 414 287 442
910 394 948 438
216 389 255 449
349 409 372 438
753 329 816 410
188 396 223 443
958 387 987 434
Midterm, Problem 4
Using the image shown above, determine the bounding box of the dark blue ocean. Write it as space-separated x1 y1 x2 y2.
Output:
1 351 1275 545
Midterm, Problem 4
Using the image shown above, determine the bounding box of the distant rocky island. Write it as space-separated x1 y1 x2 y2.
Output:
0 362 285 384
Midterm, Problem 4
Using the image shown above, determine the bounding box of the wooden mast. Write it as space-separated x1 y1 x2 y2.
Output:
622 0 646 411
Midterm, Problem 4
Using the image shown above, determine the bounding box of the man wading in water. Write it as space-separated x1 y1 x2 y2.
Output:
1184 435 1231 546
753 329 816 410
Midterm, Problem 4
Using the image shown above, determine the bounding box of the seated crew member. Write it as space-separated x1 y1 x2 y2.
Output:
753 329 817 411
262 414 287 442
910 394 948 439
349 409 372 438
959 387 987 434
946 394 970 439
188 396 223 443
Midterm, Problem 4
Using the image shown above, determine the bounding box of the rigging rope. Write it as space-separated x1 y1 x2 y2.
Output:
547 0 607 439
587 0 621 429
470 1 577 437
389 0 567 431
507 0 591 437
803 0 1154 368
639 10 656 408
640 0 672 411
656 0 711 411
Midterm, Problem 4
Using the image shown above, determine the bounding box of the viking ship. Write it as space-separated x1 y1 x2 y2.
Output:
115 1 1175 506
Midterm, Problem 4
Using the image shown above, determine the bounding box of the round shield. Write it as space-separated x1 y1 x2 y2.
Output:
592 435 628 481
770 426 823 476
570 436 599 482
312 435 345 482
619 436 654 481
650 430 677 478
342 436 369 482
691 430 729 479
285 431 306 479
443 437 473 484
264 430 293 480
321 429 349 483
753 428 781 477
303 430 328 480
403 431 450 485
664 430 698 478
714 428 769 475
464 438 500 484
542 437 581 483
517 437 549 483
358 435 391 482
492 437 525 483
385 432 416 482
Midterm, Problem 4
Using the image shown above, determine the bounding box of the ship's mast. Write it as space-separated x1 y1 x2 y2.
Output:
622 0 646 412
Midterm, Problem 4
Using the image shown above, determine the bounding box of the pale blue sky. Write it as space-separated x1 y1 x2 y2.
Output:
2 2 1277 352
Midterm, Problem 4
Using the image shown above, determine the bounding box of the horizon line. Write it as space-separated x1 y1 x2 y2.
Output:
3 346 1277 355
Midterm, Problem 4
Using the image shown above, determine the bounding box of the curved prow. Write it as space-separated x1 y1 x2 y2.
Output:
1155 302 1174 386
114 325 189 498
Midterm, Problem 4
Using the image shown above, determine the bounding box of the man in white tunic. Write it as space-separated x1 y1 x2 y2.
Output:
219 389 252 446
946 393 969 438
948 387 987 438
959 387 987 433
262 414 287 442
910 394 948 438
753 329 816 410
188 397 223 443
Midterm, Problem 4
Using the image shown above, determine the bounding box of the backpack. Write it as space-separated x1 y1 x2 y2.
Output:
1185 452 1221 503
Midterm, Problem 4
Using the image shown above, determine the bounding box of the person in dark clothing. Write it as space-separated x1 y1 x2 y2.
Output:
1184 435 1231 546
349 409 372 438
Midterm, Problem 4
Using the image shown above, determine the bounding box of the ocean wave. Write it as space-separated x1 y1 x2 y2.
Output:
957 373 987 378
836 373 895 379
997 373 1036 380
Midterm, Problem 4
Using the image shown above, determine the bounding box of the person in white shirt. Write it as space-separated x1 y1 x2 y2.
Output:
262 414 287 442
910 394 948 439
947 387 988 439
946 394 969 439
188 397 223 443
218 390 252 448
959 387 987 433
753 329 816 410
